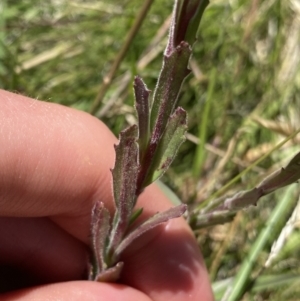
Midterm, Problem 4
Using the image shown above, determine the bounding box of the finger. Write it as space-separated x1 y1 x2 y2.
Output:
120 185 214 301
1 281 152 301
0 89 117 243
0 217 88 289
0 90 213 300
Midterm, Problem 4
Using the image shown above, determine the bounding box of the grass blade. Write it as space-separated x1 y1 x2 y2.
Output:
193 67 216 178
223 185 299 301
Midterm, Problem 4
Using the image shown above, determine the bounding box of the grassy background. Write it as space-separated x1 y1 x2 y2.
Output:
1 0 300 300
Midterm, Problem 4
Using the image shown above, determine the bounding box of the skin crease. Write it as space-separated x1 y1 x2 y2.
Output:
0 89 214 301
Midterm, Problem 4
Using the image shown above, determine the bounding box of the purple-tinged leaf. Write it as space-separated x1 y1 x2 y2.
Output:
134 76 151 158
145 107 187 185
95 262 124 282
109 125 139 253
90 201 110 278
150 41 191 143
166 0 209 55
114 204 187 258
214 152 300 213
112 125 139 210
136 43 191 191
257 151 300 194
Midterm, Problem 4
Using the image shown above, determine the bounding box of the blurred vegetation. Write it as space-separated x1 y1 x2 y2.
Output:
1 0 300 300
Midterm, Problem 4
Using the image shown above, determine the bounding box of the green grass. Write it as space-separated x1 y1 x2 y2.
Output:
2 0 300 300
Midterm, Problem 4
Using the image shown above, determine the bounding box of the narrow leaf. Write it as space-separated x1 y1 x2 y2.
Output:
145 107 187 185
150 41 191 144
257 151 300 194
134 76 151 157
136 43 191 193
112 124 139 210
115 204 187 258
109 125 139 253
219 151 300 212
90 201 110 277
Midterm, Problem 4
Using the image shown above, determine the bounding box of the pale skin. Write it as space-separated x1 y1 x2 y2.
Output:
0 89 214 301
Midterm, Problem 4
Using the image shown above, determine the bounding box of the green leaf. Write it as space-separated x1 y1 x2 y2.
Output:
145 107 187 185
114 204 187 258
129 207 143 226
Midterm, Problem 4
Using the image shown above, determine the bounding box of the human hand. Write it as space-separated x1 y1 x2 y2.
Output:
0 89 214 301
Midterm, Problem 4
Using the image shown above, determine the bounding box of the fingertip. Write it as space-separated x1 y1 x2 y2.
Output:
121 219 214 301
120 184 214 301
1 281 152 301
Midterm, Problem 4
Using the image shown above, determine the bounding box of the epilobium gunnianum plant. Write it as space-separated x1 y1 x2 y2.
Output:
89 0 209 282
88 0 300 287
